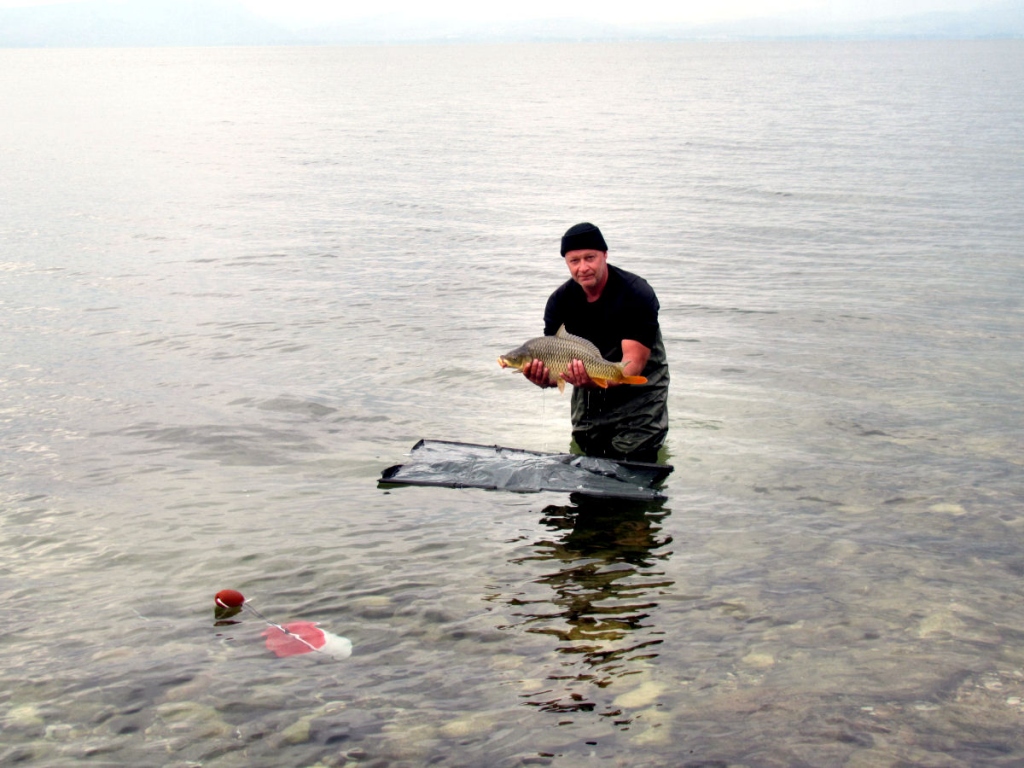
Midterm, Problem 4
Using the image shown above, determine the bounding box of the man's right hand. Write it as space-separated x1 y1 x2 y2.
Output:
523 359 555 388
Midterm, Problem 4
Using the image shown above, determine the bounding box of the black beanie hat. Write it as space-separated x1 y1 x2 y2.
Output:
560 222 608 256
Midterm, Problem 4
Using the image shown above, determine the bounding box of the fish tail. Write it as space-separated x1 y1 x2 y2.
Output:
612 361 648 386
592 374 646 387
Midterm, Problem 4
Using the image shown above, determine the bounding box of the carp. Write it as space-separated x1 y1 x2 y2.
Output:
498 325 647 393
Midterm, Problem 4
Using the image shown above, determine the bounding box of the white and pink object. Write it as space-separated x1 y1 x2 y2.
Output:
215 589 352 660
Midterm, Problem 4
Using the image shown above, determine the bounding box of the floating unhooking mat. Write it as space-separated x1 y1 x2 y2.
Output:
379 439 672 501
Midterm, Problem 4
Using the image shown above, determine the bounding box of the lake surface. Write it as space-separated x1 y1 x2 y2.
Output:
1 40 1023 767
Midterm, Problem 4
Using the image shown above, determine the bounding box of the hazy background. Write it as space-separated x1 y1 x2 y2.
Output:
0 0 1022 46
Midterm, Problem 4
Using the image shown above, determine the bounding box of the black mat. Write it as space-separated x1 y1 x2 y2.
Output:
379 439 672 501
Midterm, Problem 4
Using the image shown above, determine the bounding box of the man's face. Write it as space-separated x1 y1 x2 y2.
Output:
564 249 608 292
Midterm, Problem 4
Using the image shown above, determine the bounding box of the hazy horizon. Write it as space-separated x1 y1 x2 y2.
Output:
0 0 1021 46
0 0 1012 24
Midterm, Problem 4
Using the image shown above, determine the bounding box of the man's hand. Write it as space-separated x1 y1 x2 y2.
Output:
560 359 597 388
524 359 594 389
524 358 611 389
523 359 556 388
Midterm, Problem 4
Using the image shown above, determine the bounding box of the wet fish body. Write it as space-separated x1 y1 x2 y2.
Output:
498 325 647 392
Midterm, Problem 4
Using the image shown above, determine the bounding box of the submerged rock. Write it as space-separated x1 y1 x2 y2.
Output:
613 681 665 709
4 704 45 731
742 652 777 669
277 718 311 745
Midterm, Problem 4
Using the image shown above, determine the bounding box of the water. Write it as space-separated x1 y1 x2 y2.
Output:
1 40 1022 766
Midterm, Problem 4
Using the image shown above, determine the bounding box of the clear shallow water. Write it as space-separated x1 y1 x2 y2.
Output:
1 41 1023 766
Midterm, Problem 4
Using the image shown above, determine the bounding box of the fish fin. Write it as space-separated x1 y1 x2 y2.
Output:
557 379 565 393
589 377 611 389
555 324 601 356
614 361 647 385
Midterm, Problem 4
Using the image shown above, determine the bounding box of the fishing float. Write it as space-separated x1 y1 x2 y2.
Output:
215 589 352 660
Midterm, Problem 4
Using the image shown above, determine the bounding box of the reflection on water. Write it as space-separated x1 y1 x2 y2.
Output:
503 495 673 717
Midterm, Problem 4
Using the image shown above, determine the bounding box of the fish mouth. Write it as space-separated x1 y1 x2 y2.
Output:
497 357 508 368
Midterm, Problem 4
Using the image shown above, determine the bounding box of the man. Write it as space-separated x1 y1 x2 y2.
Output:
523 222 669 463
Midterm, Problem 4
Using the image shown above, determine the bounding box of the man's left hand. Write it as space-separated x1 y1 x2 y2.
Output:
560 359 598 388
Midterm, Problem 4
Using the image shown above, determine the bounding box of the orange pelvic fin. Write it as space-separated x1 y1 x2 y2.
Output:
590 374 646 387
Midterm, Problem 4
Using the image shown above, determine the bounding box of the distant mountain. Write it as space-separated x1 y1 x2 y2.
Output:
666 0 1024 40
0 0 294 47
289 16 630 45
0 0 1021 48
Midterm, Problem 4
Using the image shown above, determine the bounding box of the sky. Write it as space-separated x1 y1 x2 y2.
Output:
0 0 1006 26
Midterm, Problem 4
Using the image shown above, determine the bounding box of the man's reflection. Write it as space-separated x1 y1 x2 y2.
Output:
508 493 674 716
